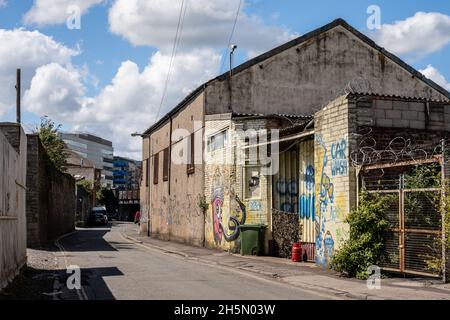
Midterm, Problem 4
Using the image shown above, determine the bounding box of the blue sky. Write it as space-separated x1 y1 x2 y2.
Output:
0 0 449 158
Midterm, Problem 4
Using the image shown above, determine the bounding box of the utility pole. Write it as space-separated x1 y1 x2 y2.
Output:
15 69 21 124
229 44 237 112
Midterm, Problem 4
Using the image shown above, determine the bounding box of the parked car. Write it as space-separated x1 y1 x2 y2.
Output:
89 207 109 226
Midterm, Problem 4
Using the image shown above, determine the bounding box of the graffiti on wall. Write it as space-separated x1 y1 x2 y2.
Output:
249 200 262 212
330 139 348 177
211 170 247 245
299 165 315 220
314 135 348 267
276 178 298 213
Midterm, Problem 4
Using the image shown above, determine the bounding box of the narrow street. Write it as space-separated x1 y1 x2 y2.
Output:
55 223 331 300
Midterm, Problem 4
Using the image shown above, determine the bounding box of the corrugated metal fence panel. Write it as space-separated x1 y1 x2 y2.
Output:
299 139 315 243
273 150 299 214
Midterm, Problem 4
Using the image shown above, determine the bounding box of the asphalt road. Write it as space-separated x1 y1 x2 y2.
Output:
58 224 330 300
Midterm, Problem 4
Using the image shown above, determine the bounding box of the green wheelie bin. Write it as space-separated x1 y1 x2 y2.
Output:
239 224 267 256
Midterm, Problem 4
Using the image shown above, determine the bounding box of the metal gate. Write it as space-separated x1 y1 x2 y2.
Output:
361 159 444 277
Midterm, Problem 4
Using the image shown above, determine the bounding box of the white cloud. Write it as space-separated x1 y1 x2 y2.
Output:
24 63 86 116
24 49 221 159
419 65 450 91
23 0 103 26
373 12 450 58
12 1 297 158
0 28 78 115
0 1 7 8
108 0 296 55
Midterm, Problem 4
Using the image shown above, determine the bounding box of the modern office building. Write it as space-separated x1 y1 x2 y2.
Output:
113 156 141 190
60 132 114 187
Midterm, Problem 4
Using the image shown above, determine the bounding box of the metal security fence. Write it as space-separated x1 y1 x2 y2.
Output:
360 159 444 278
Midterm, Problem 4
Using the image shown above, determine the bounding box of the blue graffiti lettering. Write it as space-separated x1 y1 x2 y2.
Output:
330 139 348 177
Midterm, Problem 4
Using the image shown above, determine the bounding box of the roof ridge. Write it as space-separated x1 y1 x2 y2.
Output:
144 18 450 135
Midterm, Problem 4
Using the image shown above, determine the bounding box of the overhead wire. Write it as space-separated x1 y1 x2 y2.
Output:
220 0 243 74
156 0 188 120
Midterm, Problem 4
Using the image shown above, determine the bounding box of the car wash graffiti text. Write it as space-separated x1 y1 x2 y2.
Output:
314 135 348 267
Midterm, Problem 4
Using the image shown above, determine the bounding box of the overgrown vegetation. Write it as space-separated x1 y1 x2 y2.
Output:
36 116 68 172
331 193 394 279
76 180 93 195
198 194 209 213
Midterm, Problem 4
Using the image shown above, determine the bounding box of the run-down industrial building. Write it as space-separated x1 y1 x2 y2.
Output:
140 19 450 279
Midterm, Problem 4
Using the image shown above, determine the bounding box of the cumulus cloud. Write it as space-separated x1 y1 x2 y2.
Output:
24 63 87 116
23 0 103 26
24 49 221 159
11 1 297 158
108 0 296 55
419 65 450 92
372 12 450 58
0 28 78 115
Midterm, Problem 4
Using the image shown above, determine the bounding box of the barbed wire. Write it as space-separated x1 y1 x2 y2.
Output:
350 127 447 167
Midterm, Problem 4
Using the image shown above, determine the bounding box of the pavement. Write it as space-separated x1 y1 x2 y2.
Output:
119 222 450 300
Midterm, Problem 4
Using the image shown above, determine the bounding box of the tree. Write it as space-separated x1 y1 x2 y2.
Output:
37 116 68 172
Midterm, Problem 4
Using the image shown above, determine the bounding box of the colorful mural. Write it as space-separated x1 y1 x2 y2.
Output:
314 134 349 267
210 170 247 245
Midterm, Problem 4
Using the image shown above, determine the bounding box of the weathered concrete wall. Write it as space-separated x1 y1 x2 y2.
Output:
205 25 448 117
0 125 27 291
314 96 355 267
149 93 205 246
26 134 75 248
139 137 150 235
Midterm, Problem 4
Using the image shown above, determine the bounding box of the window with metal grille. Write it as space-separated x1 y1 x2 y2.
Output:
187 133 195 175
163 148 169 181
153 153 159 185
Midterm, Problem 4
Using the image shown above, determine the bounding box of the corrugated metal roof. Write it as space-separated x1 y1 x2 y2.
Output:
231 112 313 119
348 92 450 103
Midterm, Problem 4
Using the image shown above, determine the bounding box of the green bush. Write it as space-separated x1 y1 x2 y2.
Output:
331 193 394 279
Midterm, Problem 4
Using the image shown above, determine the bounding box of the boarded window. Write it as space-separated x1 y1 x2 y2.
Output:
163 148 169 181
145 159 149 187
187 133 195 175
153 153 159 185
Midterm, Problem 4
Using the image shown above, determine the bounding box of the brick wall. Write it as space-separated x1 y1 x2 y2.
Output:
204 116 273 253
314 96 354 267
26 134 75 248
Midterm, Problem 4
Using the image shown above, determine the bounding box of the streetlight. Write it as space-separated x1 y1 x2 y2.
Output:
131 132 144 137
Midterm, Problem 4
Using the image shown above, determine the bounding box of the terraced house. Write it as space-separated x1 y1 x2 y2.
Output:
139 19 450 280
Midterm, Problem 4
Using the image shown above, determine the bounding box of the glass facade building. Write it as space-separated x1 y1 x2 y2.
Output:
60 132 114 187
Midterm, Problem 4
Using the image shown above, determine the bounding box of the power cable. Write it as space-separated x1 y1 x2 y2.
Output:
220 0 243 74
156 0 187 120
